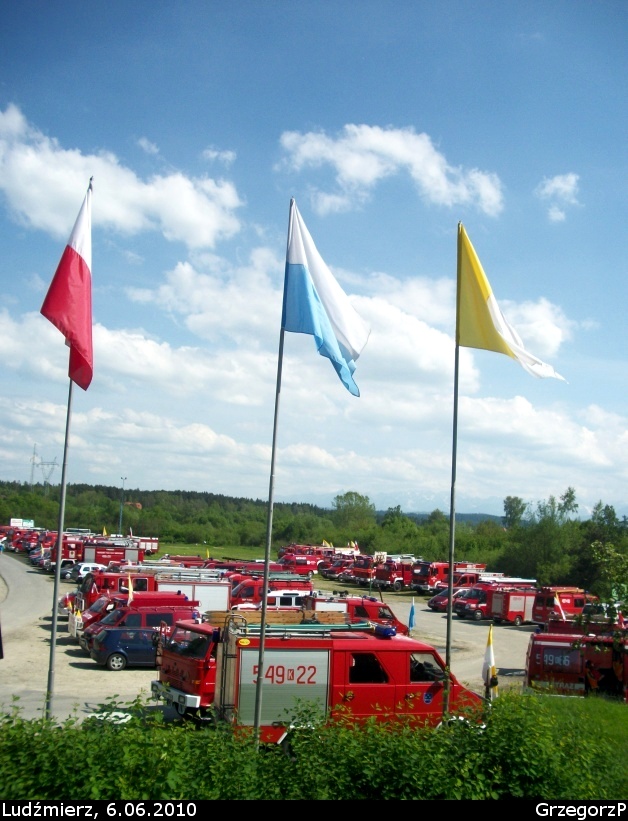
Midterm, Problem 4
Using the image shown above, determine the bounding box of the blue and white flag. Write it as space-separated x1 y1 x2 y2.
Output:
282 199 371 396
409 597 416 631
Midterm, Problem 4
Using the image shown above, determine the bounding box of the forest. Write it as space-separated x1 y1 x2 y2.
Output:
1 480 626 599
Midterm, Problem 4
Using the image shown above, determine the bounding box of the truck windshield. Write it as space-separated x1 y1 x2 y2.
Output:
99 609 125 626
87 596 113 614
168 628 212 659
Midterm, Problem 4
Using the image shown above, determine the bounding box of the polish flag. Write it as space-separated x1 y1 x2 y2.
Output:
41 179 93 390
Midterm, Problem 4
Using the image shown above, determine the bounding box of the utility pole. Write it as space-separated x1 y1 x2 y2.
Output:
30 444 38 491
39 459 59 495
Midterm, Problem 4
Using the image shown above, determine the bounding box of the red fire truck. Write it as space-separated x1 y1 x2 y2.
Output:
410 561 487 595
151 614 484 743
531 587 597 626
230 576 314 606
347 554 385 587
491 588 538 626
433 568 495 592
373 556 420 591
453 579 537 621
525 631 627 700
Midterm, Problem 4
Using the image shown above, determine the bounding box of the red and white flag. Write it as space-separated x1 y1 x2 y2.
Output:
41 179 93 390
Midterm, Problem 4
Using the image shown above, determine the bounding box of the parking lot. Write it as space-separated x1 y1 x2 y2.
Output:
0 553 532 723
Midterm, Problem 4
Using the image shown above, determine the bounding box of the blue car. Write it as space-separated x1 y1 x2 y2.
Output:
89 627 158 671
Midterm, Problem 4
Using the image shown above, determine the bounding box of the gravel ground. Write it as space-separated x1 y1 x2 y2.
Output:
0 552 531 724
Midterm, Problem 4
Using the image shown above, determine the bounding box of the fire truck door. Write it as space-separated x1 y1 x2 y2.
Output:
332 651 395 720
403 651 448 720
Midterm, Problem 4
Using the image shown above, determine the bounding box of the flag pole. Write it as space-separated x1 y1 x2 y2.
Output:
45 377 74 720
444 223 463 718
253 199 293 748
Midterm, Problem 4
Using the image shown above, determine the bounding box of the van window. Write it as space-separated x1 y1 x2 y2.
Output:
410 652 446 683
278 595 303 606
123 613 142 628
349 653 388 684
146 613 173 627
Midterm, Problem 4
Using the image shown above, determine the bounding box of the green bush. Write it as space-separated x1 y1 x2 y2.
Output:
1 691 626 800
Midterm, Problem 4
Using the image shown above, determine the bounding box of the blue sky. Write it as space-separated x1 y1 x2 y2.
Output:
0 2 626 519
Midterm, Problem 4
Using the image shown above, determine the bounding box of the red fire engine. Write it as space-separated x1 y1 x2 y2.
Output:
410 561 487 595
151 613 484 744
525 631 627 700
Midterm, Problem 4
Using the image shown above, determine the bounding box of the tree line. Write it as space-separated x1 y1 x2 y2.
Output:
1 480 626 599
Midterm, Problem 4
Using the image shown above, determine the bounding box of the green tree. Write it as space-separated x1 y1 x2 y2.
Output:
503 496 527 529
331 492 376 534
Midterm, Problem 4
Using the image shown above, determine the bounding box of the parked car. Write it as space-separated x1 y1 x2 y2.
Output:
320 558 355 580
427 588 465 612
61 562 80 580
69 562 107 582
89 626 158 670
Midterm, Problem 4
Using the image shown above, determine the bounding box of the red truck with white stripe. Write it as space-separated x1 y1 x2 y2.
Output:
151 614 484 743
453 579 537 621
410 561 487 595
491 588 538 626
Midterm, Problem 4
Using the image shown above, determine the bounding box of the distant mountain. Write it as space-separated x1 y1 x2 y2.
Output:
386 511 502 525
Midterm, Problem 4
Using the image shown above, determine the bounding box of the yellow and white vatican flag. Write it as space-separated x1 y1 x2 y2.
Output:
457 223 565 381
481 624 499 700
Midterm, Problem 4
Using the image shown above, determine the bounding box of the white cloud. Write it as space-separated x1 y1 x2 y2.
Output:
137 137 159 155
202 146 237 166
535 173 580 222
0 104 244 248
497 297 574 359
279 124 504 217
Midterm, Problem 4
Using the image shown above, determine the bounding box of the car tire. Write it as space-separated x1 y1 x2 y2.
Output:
473 610 483 621
514 616 523 627
106 653 127 671
393 581 402 592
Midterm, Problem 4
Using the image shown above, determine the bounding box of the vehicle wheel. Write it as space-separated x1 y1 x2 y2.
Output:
106 653 127 671
393 581 402 592
473 610 483 621
514 616 523 627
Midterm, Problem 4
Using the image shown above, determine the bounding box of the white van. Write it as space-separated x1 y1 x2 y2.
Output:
70 562 108 582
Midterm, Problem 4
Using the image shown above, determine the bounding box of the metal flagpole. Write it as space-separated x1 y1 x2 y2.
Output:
45 377 74 720
444 223 463 718
253 199 293 748
444 343 460 717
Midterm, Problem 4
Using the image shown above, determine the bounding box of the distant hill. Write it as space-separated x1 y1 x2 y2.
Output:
394 511 502 525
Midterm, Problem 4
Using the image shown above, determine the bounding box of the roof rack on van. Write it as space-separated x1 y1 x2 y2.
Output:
226 613 375 638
